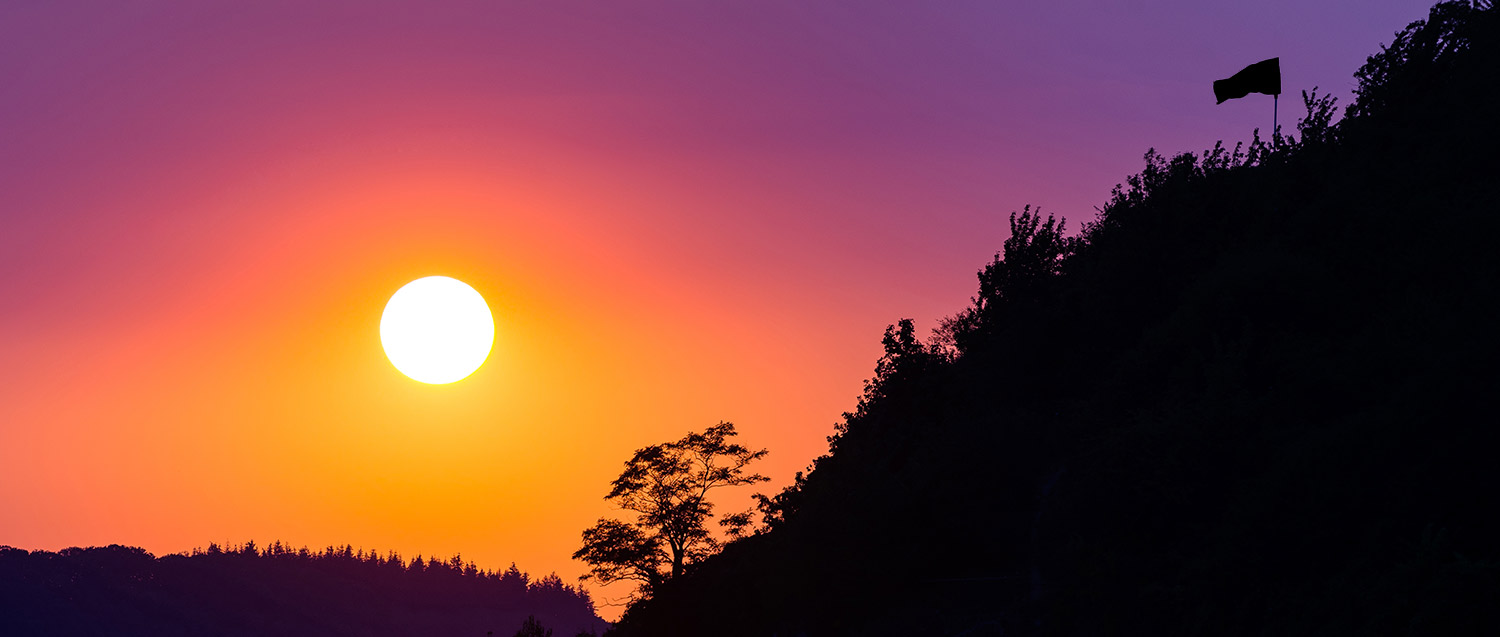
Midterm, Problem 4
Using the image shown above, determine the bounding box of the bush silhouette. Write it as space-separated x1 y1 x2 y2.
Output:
513 614 553 637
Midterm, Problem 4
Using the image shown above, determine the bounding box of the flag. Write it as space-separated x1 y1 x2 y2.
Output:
1214 58 1281 104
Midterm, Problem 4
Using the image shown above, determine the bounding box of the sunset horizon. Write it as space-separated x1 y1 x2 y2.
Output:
4 2 1483 633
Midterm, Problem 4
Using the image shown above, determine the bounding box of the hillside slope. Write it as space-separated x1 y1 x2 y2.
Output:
611 3 1500 635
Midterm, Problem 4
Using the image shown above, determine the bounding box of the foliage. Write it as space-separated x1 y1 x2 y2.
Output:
607 3 1500 635
573 422 767 601
0 542 608 636
514 615 553 637
935 205 1078 355
1348 0 1486 120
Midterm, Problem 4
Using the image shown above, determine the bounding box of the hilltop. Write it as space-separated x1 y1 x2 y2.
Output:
609 3 1500 635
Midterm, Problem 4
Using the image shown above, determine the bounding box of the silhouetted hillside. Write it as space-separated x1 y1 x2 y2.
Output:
607 3 1500 635
0 542 606 636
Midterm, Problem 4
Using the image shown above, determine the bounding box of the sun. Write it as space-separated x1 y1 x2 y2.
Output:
380 276 495 384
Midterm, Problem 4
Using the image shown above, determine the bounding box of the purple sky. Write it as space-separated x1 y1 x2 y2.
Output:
2 1 1433 329
0 0 1439 605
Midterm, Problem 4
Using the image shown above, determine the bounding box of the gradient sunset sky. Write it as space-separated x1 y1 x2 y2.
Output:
1 1 1433 609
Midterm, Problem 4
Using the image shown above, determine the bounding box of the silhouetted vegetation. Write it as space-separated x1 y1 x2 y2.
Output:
603 2 1500 635
514 614 553 637
574 421 767 602
0 542 606 636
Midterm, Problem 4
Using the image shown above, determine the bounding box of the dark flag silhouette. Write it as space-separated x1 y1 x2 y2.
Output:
1214 57 1281 104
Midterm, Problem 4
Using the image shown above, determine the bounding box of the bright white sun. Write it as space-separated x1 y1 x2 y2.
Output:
380 276 495 384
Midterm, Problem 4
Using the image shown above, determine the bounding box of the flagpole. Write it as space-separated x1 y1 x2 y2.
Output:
1273 93 1279 148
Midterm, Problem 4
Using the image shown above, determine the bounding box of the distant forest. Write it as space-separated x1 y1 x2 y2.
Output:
0 542 606 636
603 2 1500 635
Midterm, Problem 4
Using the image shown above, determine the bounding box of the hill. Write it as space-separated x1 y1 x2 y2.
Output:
0 542 607 636
608 2 1500 635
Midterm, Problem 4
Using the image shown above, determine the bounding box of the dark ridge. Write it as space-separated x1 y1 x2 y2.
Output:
606 2 1500 635
0 542 608 636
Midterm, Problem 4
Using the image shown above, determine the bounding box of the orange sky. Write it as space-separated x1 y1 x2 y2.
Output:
0 0 1432 616
0 147 896 607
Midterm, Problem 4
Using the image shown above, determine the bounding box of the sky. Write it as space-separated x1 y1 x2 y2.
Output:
1 0 1435 613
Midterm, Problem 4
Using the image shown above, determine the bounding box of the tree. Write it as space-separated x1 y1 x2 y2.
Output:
512 615 552 637
933 205 1076 356
573 421 768 599
977 205 1073 310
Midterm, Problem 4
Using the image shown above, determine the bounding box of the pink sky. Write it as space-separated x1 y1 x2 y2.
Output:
0 0 1436 613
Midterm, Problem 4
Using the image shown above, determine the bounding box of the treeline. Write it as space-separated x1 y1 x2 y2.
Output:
0 542 607 636
608 2 1500 635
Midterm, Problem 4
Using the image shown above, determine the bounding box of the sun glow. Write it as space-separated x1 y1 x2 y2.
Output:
380 276 495 384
